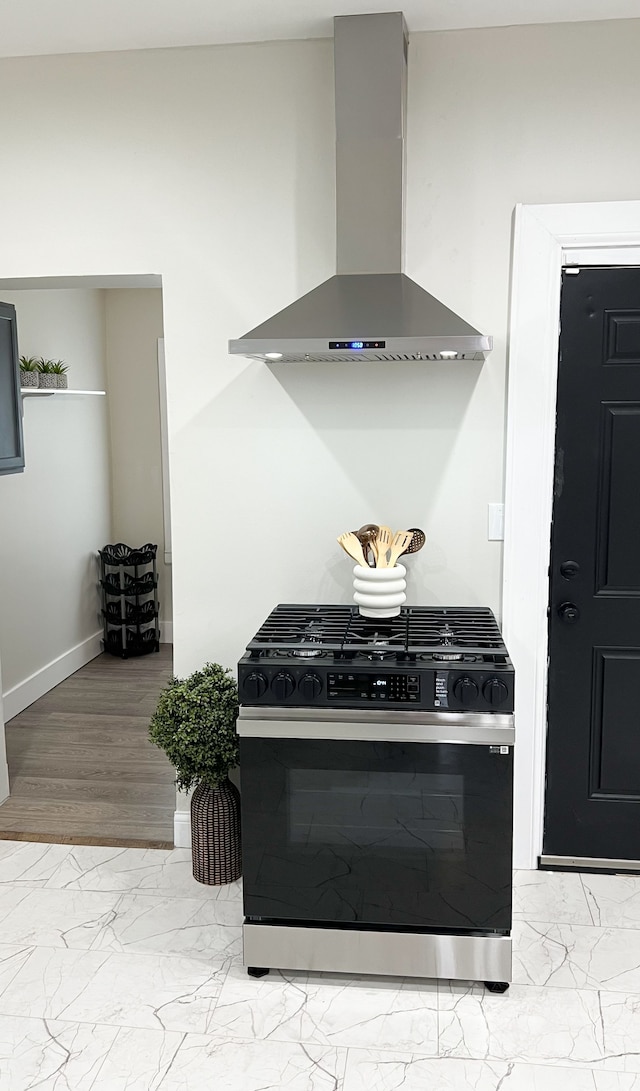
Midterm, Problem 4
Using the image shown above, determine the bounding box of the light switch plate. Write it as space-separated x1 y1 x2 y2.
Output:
488 503 504 541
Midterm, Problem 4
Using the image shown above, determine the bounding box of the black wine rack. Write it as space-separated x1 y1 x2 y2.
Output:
99 542 160 658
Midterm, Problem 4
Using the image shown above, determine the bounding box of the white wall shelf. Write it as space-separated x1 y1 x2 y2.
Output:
20 388 106 398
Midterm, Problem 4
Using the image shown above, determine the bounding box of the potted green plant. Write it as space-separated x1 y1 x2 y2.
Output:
19 356 39 388
149 662 241 884
50 360 69 389
36 358 57 389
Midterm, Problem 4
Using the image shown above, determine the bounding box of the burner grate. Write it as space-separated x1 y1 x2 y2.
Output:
405 607 507 656
248 604 352 655
339 612 409 659
246 604 508 663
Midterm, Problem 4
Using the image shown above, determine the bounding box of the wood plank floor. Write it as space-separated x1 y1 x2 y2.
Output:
0 646 176 848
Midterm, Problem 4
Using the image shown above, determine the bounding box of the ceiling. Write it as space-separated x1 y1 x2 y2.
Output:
1 0 638 59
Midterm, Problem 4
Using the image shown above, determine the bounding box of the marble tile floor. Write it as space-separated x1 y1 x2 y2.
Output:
2 840 640 1089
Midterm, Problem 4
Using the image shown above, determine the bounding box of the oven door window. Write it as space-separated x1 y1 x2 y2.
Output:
289 768 465 853
241 738 512 932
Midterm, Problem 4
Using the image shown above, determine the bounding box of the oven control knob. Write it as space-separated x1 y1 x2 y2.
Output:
272 671 295 700
483 678 509 707
453 676 479 704
244 671 268 700
299 672 323 700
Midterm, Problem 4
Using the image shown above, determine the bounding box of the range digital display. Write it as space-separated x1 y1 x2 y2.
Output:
327 673 420 702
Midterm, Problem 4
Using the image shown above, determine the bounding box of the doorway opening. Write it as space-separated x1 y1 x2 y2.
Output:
0 274 175 847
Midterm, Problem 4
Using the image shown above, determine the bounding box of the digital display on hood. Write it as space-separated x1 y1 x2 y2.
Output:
329 341 386 350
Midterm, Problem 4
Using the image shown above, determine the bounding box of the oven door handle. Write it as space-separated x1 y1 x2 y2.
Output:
237 707 514 746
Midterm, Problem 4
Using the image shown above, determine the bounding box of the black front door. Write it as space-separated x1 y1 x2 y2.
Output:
241 736 513 931
544 266 640 863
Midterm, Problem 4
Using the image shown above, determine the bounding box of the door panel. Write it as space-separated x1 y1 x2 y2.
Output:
241 736 513 931
544 267 640 861
606 313 640 363
596 405 640 593
591 649 640 800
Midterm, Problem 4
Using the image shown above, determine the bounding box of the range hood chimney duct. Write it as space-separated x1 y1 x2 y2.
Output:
229 12 492 364
335 11 406 276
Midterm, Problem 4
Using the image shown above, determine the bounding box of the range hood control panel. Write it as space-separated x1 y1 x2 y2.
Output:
329 340 386 350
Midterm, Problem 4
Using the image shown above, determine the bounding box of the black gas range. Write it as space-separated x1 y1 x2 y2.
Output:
237 603 514 992
238 604 514 714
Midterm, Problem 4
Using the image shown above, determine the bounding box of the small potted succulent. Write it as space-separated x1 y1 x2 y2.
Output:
50 360 69 389
149 663 241 884
36 358 58 389
19 356 40 388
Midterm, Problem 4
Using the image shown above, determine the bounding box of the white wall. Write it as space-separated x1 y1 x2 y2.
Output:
0 20 637 691
104 288 171 626
0 290 110 706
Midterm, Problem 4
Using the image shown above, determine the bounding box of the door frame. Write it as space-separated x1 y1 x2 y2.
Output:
0 273 169 818
504 200 640 869
0 662 8 804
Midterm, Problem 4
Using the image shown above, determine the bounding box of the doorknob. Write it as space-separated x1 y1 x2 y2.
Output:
558 602 580 624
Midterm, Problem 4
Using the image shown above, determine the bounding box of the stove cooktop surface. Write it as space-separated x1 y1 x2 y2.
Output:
246 604 508 663
238 605 514 713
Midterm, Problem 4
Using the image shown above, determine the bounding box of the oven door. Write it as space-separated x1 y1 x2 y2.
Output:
238 708 514 933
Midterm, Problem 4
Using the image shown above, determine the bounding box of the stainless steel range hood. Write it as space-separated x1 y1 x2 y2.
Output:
229 12 492 365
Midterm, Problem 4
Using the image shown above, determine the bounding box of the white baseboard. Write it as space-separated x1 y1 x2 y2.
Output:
160 621 173 644
1 630 103 722
174 809 191 848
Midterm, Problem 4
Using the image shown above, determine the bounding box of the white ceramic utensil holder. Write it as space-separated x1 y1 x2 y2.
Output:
353 563 407 618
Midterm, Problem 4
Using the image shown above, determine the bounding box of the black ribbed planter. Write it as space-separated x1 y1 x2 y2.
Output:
191 778 241 885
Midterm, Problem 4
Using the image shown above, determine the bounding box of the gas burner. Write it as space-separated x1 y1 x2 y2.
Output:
428 651 478 663
290 641 326 659
289 626 330 658
344 615 407 654
357 635 396 662
365 645 396 662
262 646 328 660
413 651 479 663
431 624 462 660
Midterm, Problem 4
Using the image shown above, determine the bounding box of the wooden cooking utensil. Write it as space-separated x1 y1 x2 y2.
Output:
337 532 368 567
401 528 426 555
372 525 392 567
387 530 414 569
